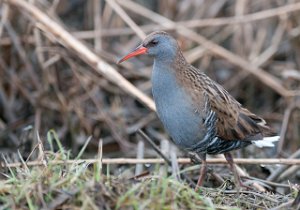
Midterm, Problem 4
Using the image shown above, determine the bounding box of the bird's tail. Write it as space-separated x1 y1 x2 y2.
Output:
252 136 279 148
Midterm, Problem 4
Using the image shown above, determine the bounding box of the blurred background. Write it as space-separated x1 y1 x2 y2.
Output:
0 0 299 184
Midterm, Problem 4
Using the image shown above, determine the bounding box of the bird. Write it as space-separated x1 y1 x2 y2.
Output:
118 31 279 189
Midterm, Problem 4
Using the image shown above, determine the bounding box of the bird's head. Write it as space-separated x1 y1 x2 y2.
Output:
118 31 178 64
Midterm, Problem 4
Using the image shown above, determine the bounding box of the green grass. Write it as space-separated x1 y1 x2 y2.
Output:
0 151 216 209
0 131 216 210
0 131 293 209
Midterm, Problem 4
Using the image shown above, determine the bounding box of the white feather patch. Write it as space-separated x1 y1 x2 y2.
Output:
257 119 266 126
252 136 279 148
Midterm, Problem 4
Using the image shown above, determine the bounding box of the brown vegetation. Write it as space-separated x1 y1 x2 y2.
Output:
0 0 300 209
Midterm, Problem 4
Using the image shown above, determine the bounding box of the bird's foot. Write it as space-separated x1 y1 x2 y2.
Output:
188 152 202 164
236 181 255 191
229 179 256 191
221 177 255 191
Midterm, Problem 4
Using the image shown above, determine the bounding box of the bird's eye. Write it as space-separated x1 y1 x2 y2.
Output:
150 40 158 45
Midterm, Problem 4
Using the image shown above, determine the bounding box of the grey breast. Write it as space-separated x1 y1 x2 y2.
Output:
151 62 207 150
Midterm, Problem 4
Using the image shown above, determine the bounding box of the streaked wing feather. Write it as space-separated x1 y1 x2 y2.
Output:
177 65 272 141
201 74 267 141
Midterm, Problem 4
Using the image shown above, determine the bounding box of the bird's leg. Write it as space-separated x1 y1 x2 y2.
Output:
195 154 207 191
224 152 244 189
188 152 202 164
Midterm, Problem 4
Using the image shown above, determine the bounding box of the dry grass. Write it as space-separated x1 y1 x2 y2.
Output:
0 132 296 209
0 132 214 209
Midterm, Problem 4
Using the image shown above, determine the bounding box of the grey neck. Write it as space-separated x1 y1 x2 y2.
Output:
153 54 175 67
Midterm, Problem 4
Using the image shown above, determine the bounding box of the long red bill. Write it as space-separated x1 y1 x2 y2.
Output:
117 46 148 64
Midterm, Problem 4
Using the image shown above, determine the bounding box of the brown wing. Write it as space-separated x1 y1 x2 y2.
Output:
204 78 270 141
175 64 272 141
206 80 269 141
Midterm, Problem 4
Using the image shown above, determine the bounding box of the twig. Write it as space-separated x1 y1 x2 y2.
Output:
93 0 102 52
269 200 294 210
137 129 196 187
180 2 300 28
2 158 300 168
292 191 300 209
4 20 40 89
159 139 169 176
243 176 291 188
0 3 9 38
33 108 41 152
118 0 294 98
214 154 266 192
225 17 286 90
278 165 300 182
3 0 156 112
51 1 300 39
2 0 300 44
105 0 146 39
170 144 180 180
66 58 133 150
277 99 300 155
135 138 144 175
97 139 103 177
126 113 156 134
137 130 171 165
267 148 300 182
27 2 300 39
223 190 279 203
